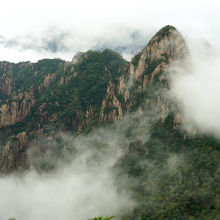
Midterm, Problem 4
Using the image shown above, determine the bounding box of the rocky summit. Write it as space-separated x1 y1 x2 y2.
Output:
0 25 219 219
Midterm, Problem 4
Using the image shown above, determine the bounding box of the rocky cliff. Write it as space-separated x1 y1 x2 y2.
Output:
131 25 187 88
0 25 188 172
0 131 28 172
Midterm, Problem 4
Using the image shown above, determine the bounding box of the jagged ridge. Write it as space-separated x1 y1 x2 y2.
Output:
0 25 219 220
0 25 188 172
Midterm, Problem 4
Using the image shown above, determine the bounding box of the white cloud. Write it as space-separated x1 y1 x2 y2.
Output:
0 0 220 62
170 39 220 137
0 129 133 220
0 168 131 220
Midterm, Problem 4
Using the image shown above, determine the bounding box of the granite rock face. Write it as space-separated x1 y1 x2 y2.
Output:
0 131 28 172
131 25 188 90
0 89 35 127
0 25 188 172
0 62 15 97
128 25 188 123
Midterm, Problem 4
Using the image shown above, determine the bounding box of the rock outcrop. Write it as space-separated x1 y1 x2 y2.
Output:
128 25 188 123
0 25 189 172
131 25 188 91
0 62 15 98
100 80 123 121
0 89 35 127
0 131 28 173
38 73 57 95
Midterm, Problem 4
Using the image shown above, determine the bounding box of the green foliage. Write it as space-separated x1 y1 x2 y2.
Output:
0 44 219 220
116 94 125 104
131 51 142 67
144 58 164 77
161 53 169 62
104 106 118 114
149 25 176 44
89 216 115 220
156 25 176 38
22 49 128 131
12 59 65 92
115 116 220 220
0 92 7 102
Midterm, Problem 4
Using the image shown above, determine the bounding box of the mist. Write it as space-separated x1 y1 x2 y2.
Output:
169 38 220 138
0 129 134 220
0 35 219 219
0 95 168 220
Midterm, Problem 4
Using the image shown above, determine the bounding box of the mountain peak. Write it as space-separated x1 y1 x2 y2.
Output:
130 25 188 90
148 25 180 46
156 25 177 34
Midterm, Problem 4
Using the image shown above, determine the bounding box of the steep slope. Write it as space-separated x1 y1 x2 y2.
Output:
0 25 219 219
0 49 129 171
0 62 15 99
131 25 187 85
0 59 65 128
129 25 188 120
0 25 188 172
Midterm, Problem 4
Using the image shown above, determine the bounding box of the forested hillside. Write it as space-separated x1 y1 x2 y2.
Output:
0 25 219 220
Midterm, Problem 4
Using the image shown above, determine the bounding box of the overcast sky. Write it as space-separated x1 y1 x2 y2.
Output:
0 0 219 62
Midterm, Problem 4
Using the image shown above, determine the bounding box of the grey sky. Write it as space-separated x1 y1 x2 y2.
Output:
0 0 219 62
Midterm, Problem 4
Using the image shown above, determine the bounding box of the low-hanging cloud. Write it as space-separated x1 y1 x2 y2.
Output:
0 35 219 219
169 39 220 137
0 128 134 220
0 94 166 220
0 169 130 220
